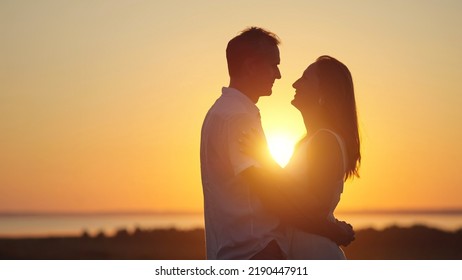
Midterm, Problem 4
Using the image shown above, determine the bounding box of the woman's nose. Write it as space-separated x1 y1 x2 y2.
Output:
292 79 299 88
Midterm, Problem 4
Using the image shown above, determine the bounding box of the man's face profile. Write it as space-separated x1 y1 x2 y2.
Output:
250 44 281 98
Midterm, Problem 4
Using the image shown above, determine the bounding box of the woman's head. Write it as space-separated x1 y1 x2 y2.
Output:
292 55 361 180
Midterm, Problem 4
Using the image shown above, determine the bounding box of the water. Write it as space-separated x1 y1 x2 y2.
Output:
0 212 461 237
335 212 462 232
0 213 204 237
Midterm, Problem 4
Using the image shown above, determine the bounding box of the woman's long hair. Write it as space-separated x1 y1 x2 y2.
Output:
315 55 361 180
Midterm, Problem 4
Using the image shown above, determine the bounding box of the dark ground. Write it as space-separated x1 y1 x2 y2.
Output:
1 225 461 260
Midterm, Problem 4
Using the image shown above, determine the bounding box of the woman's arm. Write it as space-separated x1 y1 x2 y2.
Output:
239 130 354 245
240 164 353 246
239 128 343 216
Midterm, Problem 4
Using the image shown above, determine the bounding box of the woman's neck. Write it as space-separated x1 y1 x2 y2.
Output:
303 114 334 136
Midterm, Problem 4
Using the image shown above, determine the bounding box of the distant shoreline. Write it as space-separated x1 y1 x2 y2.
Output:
2 224 462 240
337 209 462 215
2 211 461 238
0 211 203 217
1 208 462 216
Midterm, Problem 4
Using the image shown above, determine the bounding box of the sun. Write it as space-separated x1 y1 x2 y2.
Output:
266 134 295 167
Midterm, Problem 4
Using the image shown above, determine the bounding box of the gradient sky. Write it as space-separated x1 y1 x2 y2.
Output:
1 0 461 213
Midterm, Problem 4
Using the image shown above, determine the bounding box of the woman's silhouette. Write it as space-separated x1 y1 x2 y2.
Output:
242 55 361 259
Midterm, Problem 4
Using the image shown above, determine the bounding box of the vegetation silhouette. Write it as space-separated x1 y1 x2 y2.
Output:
0 225 461 259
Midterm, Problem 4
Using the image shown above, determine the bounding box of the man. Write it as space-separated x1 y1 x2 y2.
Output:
200 27 353 260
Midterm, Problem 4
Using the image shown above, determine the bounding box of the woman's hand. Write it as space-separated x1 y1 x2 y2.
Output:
239 128 274 166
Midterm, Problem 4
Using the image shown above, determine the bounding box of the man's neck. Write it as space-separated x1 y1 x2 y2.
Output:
229 80 259 104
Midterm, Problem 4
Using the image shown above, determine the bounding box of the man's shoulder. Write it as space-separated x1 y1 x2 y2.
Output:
209 96 254 120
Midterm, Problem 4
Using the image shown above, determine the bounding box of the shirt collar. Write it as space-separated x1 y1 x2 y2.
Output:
222 87 260 115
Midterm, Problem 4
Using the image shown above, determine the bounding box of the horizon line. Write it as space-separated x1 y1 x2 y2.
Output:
1 208 462 216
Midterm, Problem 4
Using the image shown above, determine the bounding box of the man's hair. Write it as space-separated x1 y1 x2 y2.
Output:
226 27 280 77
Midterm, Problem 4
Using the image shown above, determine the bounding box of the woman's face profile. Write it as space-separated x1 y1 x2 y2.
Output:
291 64 320 112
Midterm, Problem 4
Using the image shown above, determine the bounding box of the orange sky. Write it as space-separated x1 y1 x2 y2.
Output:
1 0 462 213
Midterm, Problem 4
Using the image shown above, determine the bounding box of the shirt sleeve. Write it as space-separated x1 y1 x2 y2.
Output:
227 113 261 176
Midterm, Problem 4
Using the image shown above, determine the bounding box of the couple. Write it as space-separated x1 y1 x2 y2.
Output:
200 27 361 260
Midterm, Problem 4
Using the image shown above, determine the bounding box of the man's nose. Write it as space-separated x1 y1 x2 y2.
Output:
276 68 281 79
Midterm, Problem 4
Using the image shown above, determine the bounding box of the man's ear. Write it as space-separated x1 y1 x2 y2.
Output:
243 57 259 75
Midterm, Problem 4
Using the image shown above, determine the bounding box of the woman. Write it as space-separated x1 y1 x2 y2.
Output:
241 55 361 259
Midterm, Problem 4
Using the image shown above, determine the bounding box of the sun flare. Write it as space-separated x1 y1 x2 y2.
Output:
266 135 295 167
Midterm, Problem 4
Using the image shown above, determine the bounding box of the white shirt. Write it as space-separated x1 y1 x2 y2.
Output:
200 87 283 259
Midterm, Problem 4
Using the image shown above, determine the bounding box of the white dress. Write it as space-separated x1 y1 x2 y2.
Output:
283 129 347 260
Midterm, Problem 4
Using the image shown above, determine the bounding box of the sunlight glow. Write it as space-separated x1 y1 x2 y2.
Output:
2 1 462 213
266 135 295 167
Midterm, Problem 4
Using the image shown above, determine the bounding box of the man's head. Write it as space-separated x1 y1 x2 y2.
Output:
226 27 281 102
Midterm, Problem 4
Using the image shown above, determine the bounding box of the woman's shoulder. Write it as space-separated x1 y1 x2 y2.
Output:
309 129 343 153
307 129 344 177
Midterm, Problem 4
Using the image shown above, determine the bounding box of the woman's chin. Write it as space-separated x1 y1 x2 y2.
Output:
291 100 307 116
291 99 300 109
